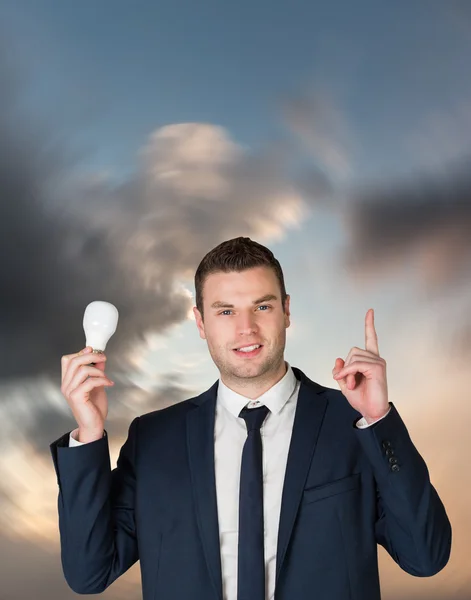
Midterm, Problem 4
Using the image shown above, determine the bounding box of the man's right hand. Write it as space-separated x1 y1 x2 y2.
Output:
60 347 114 443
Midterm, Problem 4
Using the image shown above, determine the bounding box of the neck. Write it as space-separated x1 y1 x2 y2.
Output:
221 360 288 399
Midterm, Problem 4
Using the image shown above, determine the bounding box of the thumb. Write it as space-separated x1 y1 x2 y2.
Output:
333 357 348 392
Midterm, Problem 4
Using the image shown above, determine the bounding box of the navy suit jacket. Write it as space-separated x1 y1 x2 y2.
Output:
50 366 451 599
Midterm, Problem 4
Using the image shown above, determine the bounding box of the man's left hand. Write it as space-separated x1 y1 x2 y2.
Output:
332 308 389 424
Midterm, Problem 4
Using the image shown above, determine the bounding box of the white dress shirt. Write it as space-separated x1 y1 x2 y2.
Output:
69 363 390 600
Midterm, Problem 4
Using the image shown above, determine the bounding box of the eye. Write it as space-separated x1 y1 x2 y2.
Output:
218 305 271 315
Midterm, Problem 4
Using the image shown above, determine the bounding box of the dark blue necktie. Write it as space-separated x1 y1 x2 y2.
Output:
237 404 270 600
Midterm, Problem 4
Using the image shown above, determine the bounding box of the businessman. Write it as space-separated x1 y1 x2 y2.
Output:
50 236 451 600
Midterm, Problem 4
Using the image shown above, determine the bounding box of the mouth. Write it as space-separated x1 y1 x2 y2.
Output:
232 344 263 358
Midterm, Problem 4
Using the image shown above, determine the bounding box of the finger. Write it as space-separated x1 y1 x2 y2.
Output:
339 367 356 391
332 358 348 391
340 349 377 372
334 371 348 391
333 367 361 391
333 358 380 380
64 365 112 398
62 352 107 390
343 349 354 367
347 371 365 390
343 347 367 367
91 352 107 372
61 348 87 382
332 357 345 374
348 347 380 361
61 347 107 381
365 308 380 356
69 377 114 401
333 357 363 390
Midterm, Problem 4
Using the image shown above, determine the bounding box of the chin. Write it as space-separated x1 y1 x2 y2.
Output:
229 360 272 380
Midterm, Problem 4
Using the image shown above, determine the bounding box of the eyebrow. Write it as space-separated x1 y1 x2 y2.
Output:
210 294 278 310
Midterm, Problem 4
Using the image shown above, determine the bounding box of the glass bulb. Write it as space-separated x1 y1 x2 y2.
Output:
83 301 119 352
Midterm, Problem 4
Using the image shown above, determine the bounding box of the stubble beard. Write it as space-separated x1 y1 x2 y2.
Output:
208 334 286 388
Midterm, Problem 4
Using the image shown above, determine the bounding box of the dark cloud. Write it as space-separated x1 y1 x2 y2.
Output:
343 161 471 279
0 57 312 389
333 160 471 354
0 59 189 384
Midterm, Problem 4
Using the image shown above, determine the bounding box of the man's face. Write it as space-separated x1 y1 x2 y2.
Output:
193 266 290 383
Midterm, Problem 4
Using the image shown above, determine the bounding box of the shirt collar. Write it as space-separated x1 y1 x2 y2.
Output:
217 361 298 418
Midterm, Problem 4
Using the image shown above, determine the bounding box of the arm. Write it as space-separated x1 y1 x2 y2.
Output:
355 403 452 576
50 416 140 594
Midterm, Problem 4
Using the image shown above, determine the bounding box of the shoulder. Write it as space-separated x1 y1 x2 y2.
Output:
125 399 194 448
138 396 197 425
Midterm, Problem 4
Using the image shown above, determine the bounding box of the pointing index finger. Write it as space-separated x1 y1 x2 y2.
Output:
365 308 380 355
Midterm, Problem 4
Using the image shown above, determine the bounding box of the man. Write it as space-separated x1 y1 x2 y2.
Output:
50 236 451 600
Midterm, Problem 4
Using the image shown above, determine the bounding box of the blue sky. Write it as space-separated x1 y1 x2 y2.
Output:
3 0 471 179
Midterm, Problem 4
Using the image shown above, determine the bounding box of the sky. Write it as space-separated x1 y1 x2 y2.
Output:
0 0 470 598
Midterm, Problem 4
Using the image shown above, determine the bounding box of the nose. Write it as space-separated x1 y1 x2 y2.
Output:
235 312 259 337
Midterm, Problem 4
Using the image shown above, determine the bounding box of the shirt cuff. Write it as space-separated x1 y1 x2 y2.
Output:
68 427 105 446
356 405 392 429
69 428 84 446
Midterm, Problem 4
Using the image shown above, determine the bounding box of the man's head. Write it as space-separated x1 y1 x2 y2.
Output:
193 237 290 391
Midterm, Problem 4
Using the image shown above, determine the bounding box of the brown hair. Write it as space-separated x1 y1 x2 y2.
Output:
194 237 287 318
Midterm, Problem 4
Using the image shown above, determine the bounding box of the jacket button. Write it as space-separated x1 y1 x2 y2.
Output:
388 457 398 465
382 440 392 449
385 448 394 457
391 464 400 472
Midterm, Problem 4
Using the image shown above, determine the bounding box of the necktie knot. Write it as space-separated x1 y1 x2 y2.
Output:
239 404 270 432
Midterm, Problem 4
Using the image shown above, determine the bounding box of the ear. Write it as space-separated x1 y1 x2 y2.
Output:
284 294 291 328
193 306 207 340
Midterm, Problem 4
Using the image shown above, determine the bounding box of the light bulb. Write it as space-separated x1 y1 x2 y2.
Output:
83 301 119 353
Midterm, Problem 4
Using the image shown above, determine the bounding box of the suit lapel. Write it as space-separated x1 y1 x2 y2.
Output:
275 367 328 584
186 382 223 600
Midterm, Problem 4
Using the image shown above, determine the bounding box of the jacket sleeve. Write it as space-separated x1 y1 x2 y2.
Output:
354 403 452 577
49 416 140 594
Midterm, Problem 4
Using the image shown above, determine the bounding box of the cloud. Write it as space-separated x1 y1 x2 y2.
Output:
0 74 312 387
0 533 142 600
0 531 467 600
340 160 471 284
0 376 196 546
0 52 322 548
27 374 196 455
332 158 471 356
282 90 353 184
0 52 330 547
280 89 471 358
0 44 469 600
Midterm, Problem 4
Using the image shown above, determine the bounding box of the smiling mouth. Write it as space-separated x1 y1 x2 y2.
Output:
233 344 263 357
